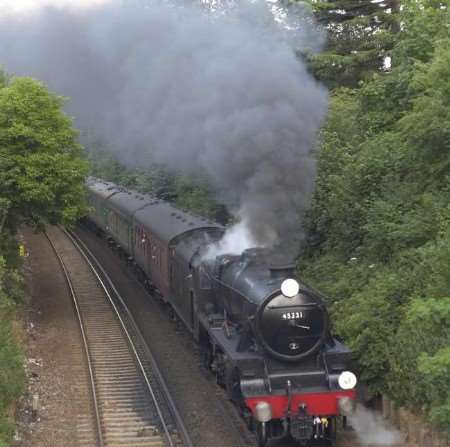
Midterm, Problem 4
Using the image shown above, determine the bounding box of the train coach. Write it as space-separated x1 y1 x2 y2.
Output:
86 177 224 326
85 177 358 447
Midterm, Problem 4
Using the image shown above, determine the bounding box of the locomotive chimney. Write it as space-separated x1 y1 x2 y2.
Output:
268 262 296 279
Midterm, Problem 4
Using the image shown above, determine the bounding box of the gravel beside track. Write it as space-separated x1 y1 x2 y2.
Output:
17 228 97 447
46 226 186 447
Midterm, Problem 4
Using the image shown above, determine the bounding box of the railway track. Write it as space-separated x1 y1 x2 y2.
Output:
45 226 193 447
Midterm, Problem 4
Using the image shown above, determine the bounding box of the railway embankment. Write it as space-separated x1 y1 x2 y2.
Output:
382 397 449 447
0 253 25 446
15 227 95 446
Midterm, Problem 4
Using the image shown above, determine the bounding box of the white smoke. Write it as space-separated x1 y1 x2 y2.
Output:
204 218 259 259
0 0 110 16
349 405 403 446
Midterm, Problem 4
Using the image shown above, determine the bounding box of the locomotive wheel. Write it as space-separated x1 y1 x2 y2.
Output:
256 421 268 447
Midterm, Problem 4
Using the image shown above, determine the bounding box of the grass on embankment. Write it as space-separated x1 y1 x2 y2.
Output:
0 257 25 447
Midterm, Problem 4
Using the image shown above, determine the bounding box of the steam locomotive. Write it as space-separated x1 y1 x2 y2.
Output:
86 177 357 446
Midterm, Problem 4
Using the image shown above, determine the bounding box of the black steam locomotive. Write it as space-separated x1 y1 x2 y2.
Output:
86 177 357 446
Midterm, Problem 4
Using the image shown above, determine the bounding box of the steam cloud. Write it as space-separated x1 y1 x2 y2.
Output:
0 0 328 256
349 405 403 446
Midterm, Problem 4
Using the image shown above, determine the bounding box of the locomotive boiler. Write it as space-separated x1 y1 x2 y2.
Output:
85 177 358 446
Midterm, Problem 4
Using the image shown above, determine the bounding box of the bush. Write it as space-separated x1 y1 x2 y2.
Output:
389 297 450 433
300 0 450 431
0 257 25 445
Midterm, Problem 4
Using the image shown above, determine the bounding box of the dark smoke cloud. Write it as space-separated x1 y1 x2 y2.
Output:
0 0 328 256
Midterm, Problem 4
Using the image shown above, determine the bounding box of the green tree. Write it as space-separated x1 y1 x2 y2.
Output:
300 0 450 432
306 0 399 88
173 174 228 222
0 258 25 446
0 77 89 237
390 296 450 433
88 145 229 223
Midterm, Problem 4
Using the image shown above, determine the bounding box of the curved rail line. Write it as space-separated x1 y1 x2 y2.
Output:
46 226 193 447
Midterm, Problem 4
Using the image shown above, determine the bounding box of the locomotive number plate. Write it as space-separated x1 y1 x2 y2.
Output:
282 311 304 320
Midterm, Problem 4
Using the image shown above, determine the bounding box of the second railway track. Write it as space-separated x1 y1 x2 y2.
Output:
45 226 192 447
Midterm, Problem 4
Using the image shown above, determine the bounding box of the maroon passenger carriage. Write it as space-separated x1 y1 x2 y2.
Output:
86 178 358 446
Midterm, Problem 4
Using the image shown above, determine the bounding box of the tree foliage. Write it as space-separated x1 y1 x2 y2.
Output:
88 145 228 223
0 76 89 236
0 258 25 446
305 0 399 88
299 0 450 432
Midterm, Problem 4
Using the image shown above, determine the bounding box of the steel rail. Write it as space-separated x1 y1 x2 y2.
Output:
60 228 176 447
65 227 194 447
45 231 105 447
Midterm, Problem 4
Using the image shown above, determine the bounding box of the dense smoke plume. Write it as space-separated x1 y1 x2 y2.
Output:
0 0 328 256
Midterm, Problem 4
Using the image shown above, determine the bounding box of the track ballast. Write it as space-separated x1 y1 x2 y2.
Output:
45 226 192 447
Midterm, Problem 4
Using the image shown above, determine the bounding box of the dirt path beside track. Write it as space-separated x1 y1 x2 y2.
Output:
15 228 96 446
